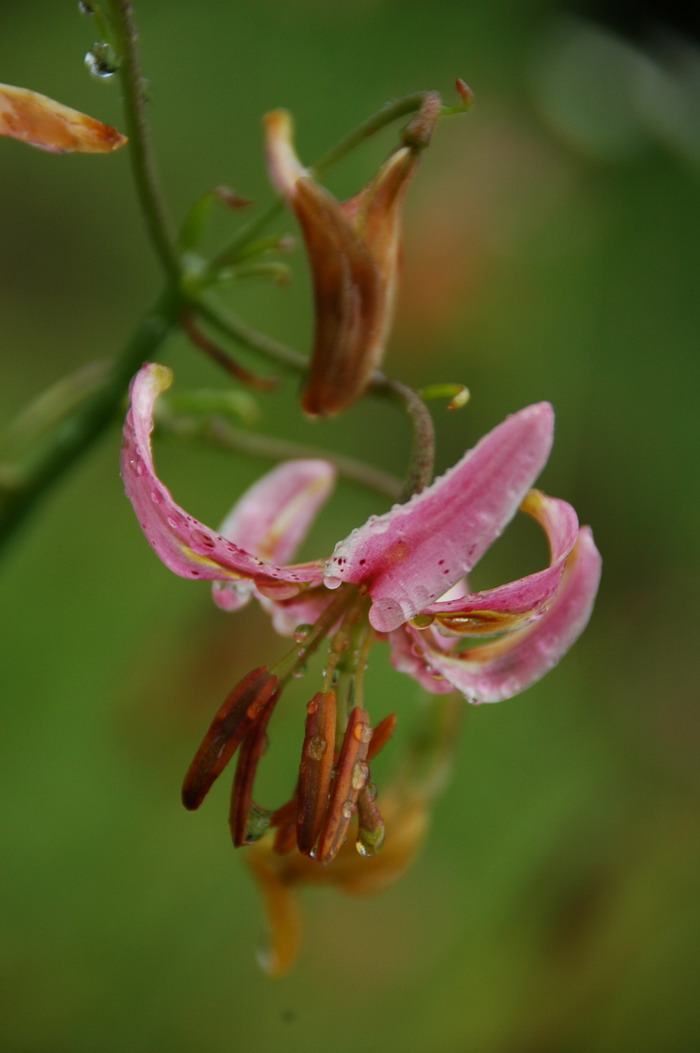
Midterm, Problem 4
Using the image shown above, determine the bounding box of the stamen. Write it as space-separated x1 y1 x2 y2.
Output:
296 691 337 856
181 666 278 810
367 713 397 761
356 785 385 857
229 688 280 846
317 706 371 864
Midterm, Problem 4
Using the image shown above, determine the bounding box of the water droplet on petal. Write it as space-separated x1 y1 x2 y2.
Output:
324 575 342 590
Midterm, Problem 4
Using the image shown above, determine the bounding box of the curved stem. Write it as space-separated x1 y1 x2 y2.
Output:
194 298 307 372
108 0 181 284
372 375 435 498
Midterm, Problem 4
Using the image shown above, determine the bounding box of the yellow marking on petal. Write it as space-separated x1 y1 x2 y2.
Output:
435 608 533 635
179 544 249 577
0 83 127 153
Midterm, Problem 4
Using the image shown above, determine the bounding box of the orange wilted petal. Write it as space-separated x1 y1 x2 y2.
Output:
0 83 127 154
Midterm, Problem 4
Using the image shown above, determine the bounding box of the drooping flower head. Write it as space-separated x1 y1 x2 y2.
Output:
265 99 439 416
121 363 601 967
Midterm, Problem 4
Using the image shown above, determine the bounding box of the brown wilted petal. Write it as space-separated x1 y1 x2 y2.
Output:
0 83 127 153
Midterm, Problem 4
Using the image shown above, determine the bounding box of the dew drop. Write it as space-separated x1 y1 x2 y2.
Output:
150 489 162 505
84 42 119 79
306 735 327 761
77 1 93 13
341 800 356 820
293 624 313 644
305 697 319 716
351 760 369 791
353 722 373 744
292 662 308 679
324 575 342 590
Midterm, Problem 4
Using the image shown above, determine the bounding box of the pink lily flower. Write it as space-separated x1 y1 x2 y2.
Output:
122 363 600 864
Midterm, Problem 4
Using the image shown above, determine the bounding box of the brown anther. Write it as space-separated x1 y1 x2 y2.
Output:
317 707 371 864
181 313 277 391
181 667 278 810
356 785 385 857
229 689 280 846
367 713 397 761
296 691 337 856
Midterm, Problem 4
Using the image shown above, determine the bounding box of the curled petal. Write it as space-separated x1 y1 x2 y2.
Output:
411 527 602 703
325 403 555 632
213 460 335 612
0 83 126 153
426 490 579 635
121 363 324 591
265 110 420 416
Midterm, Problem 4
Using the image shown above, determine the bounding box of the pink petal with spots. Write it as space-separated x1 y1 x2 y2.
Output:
121 363 325 591
324 404 554 633
411 527 601 703
424 490 579 634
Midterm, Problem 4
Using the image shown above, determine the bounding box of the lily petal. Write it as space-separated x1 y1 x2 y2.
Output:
425 489 579 635
213 459 335 612
0 83 126 153
121 363 324 591
410 527 602 702
325 403 555 633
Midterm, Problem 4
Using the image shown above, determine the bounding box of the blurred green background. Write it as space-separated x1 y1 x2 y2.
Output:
2 1 699 1051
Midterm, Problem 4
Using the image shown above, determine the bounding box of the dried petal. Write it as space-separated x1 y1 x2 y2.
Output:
0 83 126 153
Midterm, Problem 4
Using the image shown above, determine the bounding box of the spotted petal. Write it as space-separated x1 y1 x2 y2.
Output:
325 403 555 632
121 363 325 591
407 527 601 703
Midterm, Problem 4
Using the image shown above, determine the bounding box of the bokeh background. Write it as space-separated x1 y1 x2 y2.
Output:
2 1 699 1051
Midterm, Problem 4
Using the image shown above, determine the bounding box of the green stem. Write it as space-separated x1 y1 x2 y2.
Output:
173 415 402 502
0 292 178 552
108 0 181 284
194 298 307 372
